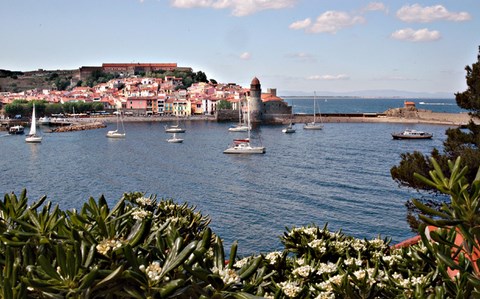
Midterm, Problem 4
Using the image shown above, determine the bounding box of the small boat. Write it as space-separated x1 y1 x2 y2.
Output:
167 133 184 143
228 124 249 132
282 99 296 133
38 116 51 125
224 142 265 154
165 116 186 133
106 109 126 138
8 125 25 135
25 104 42 143
282 123 296 133
304 92 324 130
391 129 433 140
228 98 249 132
224 99 265 154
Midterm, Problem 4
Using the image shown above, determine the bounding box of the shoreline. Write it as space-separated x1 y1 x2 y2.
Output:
4 111 470 133
95 111 474 126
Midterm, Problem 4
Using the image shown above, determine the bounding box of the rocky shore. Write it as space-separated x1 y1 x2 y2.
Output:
49 121 106 133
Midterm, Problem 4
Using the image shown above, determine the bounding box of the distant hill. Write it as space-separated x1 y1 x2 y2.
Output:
0 69 78 93
279 89 455 99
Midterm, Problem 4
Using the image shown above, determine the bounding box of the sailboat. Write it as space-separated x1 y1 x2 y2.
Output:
167 132 184 143
25 104 42 143
106 109 126 138
224 98 265 154
228 98 249 132
303 92 324 130
282 99 296 133
165 115 186 133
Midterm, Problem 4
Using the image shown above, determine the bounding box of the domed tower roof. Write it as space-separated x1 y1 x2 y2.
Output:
251 77 260 85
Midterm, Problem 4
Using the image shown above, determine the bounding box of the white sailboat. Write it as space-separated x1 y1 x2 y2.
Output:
25 104 42 143
282 99 296 133
224 98 265 154
167 132 184 143
228 98 249 132
106 109 126 138
303 92 324 130
165 115 186 133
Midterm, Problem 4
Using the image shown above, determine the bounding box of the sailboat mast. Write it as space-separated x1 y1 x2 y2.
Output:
313 92 316 123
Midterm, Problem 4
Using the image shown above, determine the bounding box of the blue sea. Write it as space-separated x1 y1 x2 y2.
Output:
0 98 464 255
283 97 464 114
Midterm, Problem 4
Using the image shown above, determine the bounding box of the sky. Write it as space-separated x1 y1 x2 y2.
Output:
1 0 479 96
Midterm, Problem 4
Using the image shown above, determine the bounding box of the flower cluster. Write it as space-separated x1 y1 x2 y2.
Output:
96 238 123 256
132 207 151 220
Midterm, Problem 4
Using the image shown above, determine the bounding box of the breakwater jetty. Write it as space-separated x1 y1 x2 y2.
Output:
50 121 106 133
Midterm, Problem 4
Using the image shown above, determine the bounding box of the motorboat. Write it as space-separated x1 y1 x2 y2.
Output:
167 133 184 143
391 129 433 140
9 125 24 135
38 116 51 125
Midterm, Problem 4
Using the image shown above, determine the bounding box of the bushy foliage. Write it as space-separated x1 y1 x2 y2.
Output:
2 163 480 298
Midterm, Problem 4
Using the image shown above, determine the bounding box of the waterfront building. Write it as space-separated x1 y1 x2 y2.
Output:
248 77 265 123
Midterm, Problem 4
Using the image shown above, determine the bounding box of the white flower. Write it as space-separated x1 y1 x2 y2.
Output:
317 262 338 275
293 265 314 278
344 257 362 267
350 239 366 252
265 251 283 265
279 281 302 298
96 238 123 255
315 291 335 299
369 238 386 248
132 208 151 220
136 196 152 206
308 239 327 253
233 257 249 268
146 261 162 282
212 267 241 285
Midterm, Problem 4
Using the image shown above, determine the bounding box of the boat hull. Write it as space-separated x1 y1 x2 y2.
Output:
106 130 126 138
9 126 25 135
391 134 432 140
303 123 323 130
25 135 42 143
165 128 186 133
224 143 265 154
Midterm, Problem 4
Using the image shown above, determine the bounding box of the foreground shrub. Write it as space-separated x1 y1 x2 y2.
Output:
1 158 479 298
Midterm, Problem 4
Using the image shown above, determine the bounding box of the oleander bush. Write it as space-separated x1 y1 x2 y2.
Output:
1 157 479 298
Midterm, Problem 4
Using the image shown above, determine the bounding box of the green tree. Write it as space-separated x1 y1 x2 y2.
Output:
391 46 480 190
391 46 480 230
216 100 232 110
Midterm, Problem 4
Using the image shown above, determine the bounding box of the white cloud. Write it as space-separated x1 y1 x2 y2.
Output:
396 4 471 23
289 18 311 30
391 28 441 42
307 11 365 34
240 52 251 60
286 52 316 62
363 2 387 13
307 74 349 80
170 0 297 16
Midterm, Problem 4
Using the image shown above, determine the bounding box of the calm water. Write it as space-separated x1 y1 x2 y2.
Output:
285 97 464 114
0 98 462 255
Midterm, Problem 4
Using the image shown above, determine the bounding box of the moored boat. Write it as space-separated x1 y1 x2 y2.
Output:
392 129 433 140
9 125 25 135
